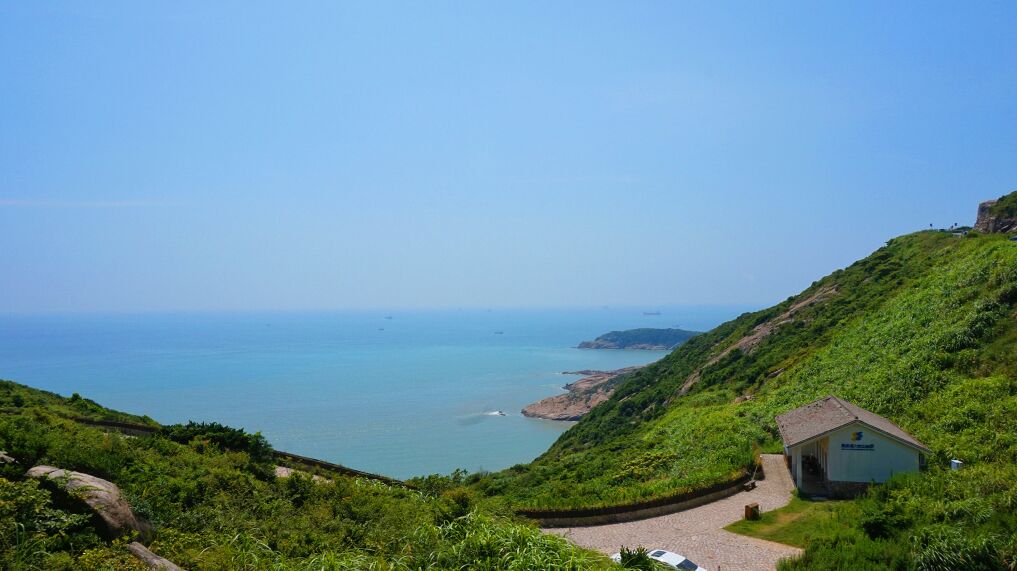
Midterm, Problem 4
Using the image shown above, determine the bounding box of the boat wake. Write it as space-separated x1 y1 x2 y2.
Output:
457 410 509 425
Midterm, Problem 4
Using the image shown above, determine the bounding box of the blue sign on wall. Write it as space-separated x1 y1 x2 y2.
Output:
841 430 874 450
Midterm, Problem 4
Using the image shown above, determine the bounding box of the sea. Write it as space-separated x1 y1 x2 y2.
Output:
0 306 751 479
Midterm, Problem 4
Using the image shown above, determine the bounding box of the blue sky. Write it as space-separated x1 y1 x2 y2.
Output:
2 2 1015 313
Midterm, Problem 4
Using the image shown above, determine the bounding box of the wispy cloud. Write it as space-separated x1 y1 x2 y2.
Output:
0 199 167 208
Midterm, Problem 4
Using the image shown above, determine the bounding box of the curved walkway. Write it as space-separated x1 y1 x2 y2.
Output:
545 454 800 571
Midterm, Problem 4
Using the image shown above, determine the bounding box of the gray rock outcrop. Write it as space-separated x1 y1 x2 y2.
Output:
127 542 183 571
522 367 641 421
974 199 1017 233
26 465 153 542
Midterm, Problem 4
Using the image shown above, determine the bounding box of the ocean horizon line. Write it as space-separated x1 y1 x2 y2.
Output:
0 302 764 318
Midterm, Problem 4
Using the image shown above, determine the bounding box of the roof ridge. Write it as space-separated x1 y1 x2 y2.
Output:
827 395 858 419
778 395 930 452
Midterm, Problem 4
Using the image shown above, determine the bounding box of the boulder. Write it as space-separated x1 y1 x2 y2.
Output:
26 465 153 542
274 465 329 482
127 542 183 571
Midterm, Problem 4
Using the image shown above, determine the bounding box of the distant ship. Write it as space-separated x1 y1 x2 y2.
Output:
494 331 504 335
643 311 661 316
384 316 394 320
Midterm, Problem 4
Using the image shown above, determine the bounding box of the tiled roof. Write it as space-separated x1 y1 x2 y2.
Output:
776 396 929 451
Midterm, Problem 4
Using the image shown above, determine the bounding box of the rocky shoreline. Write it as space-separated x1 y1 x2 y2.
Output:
521 367 641 421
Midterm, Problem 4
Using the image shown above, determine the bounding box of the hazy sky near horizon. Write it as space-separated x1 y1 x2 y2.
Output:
2 2 1016 313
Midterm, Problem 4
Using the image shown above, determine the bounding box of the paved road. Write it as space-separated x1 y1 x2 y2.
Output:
546 454 801 571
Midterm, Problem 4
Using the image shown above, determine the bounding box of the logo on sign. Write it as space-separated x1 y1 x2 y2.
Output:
842 429 874 450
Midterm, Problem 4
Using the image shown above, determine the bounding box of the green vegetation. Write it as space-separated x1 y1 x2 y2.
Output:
616 547 668 570
987 190 1017 219
724 497 855 548
0 380 156 426
476 225 1017 567
578 328 701 349
0 387 614 570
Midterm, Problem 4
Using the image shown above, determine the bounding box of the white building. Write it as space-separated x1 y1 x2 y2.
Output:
776 396 930 497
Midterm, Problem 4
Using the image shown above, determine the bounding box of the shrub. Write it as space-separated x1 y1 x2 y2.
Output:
618 546 657 570
159 421 273 464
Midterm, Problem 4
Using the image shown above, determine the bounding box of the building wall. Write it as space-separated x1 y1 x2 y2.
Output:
826 481 870 498
825 422 920 483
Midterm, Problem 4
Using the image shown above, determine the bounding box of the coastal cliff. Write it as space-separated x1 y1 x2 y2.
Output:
521 367 640 421
974 192 1017 233
577 328 700 350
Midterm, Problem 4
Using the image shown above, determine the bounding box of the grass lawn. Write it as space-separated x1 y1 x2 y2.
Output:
723 496 858 548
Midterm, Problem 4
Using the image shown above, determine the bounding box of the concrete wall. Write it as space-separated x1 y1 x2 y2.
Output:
533 478 751 528
825 422 919 483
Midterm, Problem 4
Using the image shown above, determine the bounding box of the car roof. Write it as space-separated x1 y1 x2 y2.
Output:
649 550 685 564
649 549 706 570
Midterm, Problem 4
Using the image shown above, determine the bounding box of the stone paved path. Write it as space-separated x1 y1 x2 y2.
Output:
546 454 800 571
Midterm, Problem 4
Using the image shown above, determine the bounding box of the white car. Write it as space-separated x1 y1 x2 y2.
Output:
647 550 706 570
609 549 706 571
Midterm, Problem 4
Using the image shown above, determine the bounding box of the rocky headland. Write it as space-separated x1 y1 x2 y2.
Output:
577 327 700 350
521 367 641 421
974 193 1017 233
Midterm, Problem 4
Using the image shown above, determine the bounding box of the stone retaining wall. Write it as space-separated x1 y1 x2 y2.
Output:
522 460 764 528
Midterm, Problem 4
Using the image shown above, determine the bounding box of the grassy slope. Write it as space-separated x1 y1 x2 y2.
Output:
0 386 614 570
0 380 157 426
724 497 854 549
988 190 1017 218
479 230 1017 567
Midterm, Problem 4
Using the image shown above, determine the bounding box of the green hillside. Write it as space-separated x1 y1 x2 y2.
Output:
0 380 158 426
0 383 612 570
477 228 1017 568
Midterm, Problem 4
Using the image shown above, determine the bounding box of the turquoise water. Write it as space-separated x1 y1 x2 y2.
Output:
0 307 749 478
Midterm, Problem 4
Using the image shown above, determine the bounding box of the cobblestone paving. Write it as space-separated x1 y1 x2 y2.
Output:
546 454 800 571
